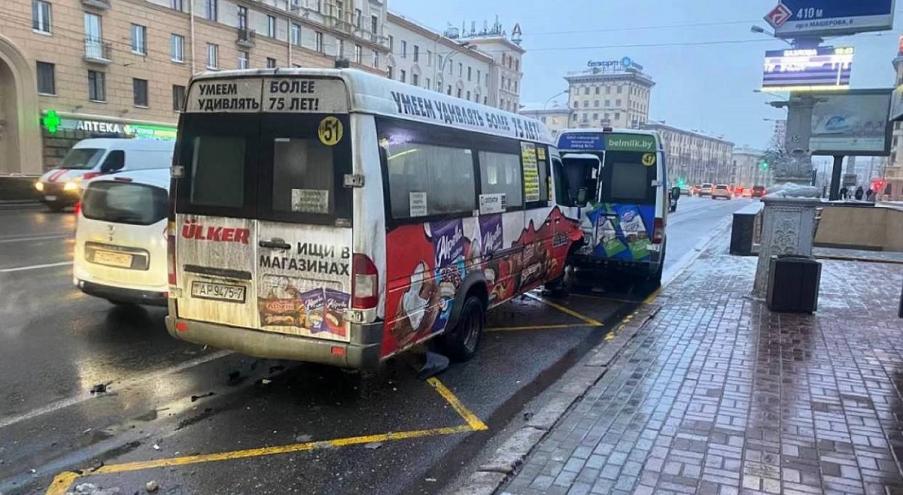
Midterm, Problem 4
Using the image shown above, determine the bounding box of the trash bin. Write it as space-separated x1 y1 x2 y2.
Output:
766 255 821 313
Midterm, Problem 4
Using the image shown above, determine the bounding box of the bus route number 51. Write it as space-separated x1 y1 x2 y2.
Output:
318 116 343 146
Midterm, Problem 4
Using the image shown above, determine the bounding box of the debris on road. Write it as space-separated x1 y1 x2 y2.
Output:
190 392 215 402
89 383 108 394
259 378 272 385
66 482 122 495
364 442 383 450
294 434 312 443
425 478 437 482
152 443 161 451
145 480 159 493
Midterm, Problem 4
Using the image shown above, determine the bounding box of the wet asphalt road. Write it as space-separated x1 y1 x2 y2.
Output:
0 196 751 495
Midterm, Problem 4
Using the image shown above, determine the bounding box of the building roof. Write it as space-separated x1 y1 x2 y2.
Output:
732 147 765 157
641 121 734 146
387 12 495 64
519 104 570 115
463 35 526 54
565 69 655 88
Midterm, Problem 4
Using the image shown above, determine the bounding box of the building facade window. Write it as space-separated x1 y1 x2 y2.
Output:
399 69 406 83
387 66 393 79
267 57 277 68
427 50 432 66
32 0 52 33
237 5 247 30
172 84 185 111
354 8 361 27
36 61 55 95
131 24 147 55
371 15 378 36
84 13 103 59
170 34 184 62
267 15 276 37
388 35 393 50
457 88 462 98
170 0 184 11
401 40 407 58
291 23 301 46
88 70 105 102
206 43 218 68
426 77 430 89
354 44 362 64
372 49 379 67
337 39 344 58
412 73 418 86
133 78 148 107
413 45 419 62
467 66 471 81
238 50 249 69
205 0 217 21
315 32 323 52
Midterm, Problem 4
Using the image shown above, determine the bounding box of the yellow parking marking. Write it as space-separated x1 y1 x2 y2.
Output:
486 323 602 332
45 376 488 494
45 472 79 495
427 377 488 431
525 293 603 326
643 288 661 305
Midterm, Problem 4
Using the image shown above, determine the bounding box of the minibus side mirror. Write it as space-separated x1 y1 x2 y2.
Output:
576 187 589 207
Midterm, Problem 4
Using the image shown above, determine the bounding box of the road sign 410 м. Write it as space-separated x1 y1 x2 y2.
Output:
769 0 894 38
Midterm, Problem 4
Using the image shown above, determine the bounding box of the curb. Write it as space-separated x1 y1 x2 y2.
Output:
453 304 661 495
451 221 732 495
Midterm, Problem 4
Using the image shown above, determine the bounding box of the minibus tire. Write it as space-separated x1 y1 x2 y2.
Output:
439 296 485 362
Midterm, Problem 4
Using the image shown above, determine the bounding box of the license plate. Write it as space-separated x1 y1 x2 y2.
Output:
45 195 57 201
191 281 246 303
92 250 133 268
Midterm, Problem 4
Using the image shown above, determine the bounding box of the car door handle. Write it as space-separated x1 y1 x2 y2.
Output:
259 238 291 250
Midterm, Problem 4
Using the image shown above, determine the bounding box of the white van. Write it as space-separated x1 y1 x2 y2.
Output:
74 169 171 306
165 68 583 369
35 138 174 211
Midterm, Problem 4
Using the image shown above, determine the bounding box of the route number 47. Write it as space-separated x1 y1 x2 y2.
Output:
796 7 824 19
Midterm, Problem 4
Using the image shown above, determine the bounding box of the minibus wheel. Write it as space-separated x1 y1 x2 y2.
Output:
440 296 485 362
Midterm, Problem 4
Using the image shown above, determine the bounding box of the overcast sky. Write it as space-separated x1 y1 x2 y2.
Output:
389 0 901 149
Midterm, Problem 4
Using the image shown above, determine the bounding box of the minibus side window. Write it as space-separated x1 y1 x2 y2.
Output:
478 150 522 209
385 142 476 220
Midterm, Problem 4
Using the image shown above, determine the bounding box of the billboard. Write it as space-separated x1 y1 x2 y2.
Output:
762 47 853 91
807 89 892 156
770 0 895 38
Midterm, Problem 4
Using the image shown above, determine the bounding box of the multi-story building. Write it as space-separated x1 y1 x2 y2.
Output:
887 50 903 199
384 13 492 105
732 147 772 188
0 0 390 175
565 58 654 130
518 104 569 137
642 121 734 186
457 21 524 112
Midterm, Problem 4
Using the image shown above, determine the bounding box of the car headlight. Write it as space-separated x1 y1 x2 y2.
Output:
35 182 44 192
63 181 79 192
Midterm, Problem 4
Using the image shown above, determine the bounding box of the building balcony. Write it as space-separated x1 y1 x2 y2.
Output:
237 28 256 48
81 0 110 9
83 38 112 64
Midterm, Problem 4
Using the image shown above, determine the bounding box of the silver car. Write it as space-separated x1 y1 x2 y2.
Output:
711 184 732 200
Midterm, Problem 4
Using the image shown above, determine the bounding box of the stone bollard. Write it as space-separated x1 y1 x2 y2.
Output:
752 196 821 298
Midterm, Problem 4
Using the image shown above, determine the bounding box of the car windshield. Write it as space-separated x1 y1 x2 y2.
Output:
60 148 105 170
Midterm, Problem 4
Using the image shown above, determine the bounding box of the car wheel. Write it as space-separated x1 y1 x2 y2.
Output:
439 296 485 362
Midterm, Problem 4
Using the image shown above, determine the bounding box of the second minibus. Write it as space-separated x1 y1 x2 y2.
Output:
555 128 669 286
166 68 582 369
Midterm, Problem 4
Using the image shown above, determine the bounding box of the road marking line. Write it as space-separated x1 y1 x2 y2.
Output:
0 234 70 244
0 261 72 273
486 323 602 332
0 350 233 429
524 293 603 326
45 425 476 493
45 472 79 495
427 377 489 431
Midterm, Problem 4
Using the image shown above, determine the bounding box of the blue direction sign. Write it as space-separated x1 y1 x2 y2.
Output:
772 0 895 38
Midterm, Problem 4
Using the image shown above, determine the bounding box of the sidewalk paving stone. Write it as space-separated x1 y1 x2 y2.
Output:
500 243 903 495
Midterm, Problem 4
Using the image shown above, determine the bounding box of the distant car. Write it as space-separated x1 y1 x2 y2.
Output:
711 184 731 200
733 186 744 197
73 169 170 307
699 183 713 196
741 187 752 198
679 185 691 196
751 185 766 198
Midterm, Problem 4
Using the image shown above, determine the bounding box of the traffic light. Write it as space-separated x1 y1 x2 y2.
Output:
758 160 769 171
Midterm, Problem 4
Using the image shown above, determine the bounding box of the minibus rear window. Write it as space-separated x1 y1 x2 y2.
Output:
190 136 246 208
272 137 335 215
82 182 168 225
602 151 657 204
